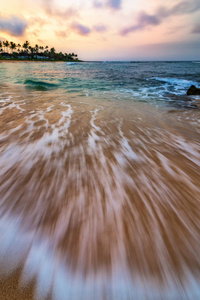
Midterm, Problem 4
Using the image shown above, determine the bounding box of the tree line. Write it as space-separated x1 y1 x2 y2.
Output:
0 40 79 61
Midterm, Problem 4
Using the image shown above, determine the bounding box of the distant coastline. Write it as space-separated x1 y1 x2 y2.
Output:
0 59 82 62
0 40 80 62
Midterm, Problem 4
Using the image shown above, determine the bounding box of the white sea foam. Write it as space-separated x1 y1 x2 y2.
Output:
66 62 76 65
153 77 198 87
1 212 200 300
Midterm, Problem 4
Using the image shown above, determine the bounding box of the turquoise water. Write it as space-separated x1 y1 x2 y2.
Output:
0 61 200 106
0 61 200 300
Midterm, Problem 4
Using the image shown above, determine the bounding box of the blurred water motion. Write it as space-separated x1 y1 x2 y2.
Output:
0 84 200 300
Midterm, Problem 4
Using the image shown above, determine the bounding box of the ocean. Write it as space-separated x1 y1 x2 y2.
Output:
0 61 200 300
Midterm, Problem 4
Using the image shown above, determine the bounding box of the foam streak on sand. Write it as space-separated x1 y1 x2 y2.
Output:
0 85 200 299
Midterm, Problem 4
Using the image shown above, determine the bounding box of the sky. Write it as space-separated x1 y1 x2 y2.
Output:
0 0 200 60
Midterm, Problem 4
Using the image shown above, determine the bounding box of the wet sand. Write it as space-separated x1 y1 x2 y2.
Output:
0 84 200 299
0 269 35 300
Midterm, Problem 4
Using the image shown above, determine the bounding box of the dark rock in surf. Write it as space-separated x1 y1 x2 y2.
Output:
187 85 200 95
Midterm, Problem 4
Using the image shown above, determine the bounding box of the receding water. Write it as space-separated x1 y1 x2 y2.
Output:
0 61 200 300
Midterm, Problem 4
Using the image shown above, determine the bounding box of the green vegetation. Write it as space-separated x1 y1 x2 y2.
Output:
0 40 79 61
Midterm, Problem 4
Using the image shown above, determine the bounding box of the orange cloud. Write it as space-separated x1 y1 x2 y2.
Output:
55 30 68 38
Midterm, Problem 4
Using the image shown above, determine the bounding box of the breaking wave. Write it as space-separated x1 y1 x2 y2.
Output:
24 79 59 91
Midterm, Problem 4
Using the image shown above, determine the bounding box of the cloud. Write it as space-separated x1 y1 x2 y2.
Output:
43 0 77 20
55 30 68 38
120 0 200 35
93 0 103 8
46 7 77 19
0 15 27 36
107 0 121 9
29 17 47 28
192 24 200 33
93 0 122 10
37 39 44 44
71 23 91 36
93 24 107 32
121 12 160 35
157 0 200 17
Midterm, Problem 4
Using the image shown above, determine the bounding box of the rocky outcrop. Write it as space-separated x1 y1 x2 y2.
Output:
187 85 200 95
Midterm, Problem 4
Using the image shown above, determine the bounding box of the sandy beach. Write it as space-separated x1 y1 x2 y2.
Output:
0 269 35 300
0 61 200 299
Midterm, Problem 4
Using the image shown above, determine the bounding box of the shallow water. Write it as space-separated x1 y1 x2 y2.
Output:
0 62 200 299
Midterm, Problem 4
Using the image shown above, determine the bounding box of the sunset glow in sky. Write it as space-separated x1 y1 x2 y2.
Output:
0 0 200 60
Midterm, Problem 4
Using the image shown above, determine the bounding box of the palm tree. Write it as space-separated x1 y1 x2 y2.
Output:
39 46 44 53
3 41 9 53
10 42 16 54
10 41 13 51
50 47 55 53
2 41 5 52
70 52 78 60
68 53 72 60
28 46 34 57
0 41 2 53
22 41 29 54
35 44 39 54
44 46 49 57
50 47 56 58
17 43 21 53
